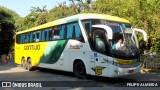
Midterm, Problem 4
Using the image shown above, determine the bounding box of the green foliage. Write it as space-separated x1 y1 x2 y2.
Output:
91 0 160 52
0 6 20 54
16 6 49 31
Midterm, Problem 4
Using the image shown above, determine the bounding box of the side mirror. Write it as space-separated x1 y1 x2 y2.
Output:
133 28 147 41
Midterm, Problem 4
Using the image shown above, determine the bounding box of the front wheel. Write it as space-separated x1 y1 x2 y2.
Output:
73 62 87 79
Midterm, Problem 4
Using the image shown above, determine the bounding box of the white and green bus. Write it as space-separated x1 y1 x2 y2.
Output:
15 13 147 79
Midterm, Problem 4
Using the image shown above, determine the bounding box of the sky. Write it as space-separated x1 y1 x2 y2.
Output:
0 0 70 17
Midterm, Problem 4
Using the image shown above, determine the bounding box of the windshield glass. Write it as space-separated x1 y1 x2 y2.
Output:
82 19 139 59
111 23 139 59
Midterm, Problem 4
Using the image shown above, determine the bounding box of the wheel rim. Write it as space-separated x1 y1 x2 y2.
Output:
22 59 25 67
28 61 31 70
77 65 86 76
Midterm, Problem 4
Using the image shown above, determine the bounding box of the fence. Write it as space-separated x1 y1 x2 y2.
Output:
141 52 160 70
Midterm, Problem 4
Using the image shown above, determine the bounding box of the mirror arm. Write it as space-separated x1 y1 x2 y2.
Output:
133 28 147 41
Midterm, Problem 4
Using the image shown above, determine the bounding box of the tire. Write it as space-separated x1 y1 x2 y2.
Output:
26 59 34 71
73 61 87 79
21 58 25 68
38 67 46 72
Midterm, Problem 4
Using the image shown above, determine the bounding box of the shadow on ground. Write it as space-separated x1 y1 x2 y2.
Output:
37 67 136 86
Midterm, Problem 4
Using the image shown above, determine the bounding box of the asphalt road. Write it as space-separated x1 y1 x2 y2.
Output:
0 60 160 90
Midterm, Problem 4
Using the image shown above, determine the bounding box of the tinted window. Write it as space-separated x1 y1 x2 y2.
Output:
53 26 60 40
67 24 73 39
60 25 65 39
30 32 33 42
41 30 45 41
16 34 20 44
94 30 106 52
45 30 49 41
75 23 82 38
26 33 30 43
20 34 25 44
66 22 82 39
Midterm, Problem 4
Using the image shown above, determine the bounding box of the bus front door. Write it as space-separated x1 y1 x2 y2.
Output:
92 29 109 76
91 25 113 76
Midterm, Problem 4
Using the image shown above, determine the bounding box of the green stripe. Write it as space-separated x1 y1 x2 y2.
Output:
39 40 68 64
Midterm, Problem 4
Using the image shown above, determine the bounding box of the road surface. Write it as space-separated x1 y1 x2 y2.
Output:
0 60 160 90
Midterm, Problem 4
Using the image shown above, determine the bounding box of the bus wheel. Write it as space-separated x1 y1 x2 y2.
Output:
26 59 34 71
21 58 25 68
73 62 87 79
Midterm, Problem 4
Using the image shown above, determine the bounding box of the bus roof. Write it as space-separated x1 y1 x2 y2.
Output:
16 13 130 34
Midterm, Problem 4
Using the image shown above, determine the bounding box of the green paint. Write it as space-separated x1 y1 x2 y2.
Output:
66 18 78 23
39 40 68 64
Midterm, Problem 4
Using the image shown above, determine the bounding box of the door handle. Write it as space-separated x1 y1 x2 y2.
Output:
95 58 98 61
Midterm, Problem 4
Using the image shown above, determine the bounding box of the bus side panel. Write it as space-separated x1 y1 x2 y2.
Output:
14 43 22 65
38 40 68 69
14 42 48 66
58 40 95 74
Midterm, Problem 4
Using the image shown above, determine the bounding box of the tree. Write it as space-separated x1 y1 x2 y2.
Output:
90 0 160 52
30 5 48 13
0 6 19 55
69 0 92 13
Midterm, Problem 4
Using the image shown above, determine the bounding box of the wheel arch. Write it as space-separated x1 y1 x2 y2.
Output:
27 57 31 61
26 57 33 66
73 59 89 74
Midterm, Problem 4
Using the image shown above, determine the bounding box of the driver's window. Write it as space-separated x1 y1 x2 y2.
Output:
94 30 106 52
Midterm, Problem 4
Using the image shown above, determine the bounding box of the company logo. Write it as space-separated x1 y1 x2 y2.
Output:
24 44 40 50
91 66 105 75
2 82 11 87
1 82 42 87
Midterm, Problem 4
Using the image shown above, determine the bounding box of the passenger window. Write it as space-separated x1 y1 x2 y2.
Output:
83 21 92 37
75 23 82 38
67 24 73 39
94 30 106 52
53 26 60 40
60 25 65 39
30 32 33 42
36 31 40 42
16 34 21 44
20 34 25 44
41 30 45 41
24 34 27 43
26 33 30 43
54 30 60 40
49 28 53 40
33 32 36 42
45 30 49 41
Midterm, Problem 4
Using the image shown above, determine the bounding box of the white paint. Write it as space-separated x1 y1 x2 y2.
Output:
92 25 113 39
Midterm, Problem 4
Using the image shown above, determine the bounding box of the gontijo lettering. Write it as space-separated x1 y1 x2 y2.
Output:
24 44 40 50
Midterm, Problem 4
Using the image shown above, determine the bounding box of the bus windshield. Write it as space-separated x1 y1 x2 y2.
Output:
111 23 139 59
82 19 139 59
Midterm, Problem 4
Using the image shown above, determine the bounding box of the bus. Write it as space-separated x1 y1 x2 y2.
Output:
14 13 147 79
